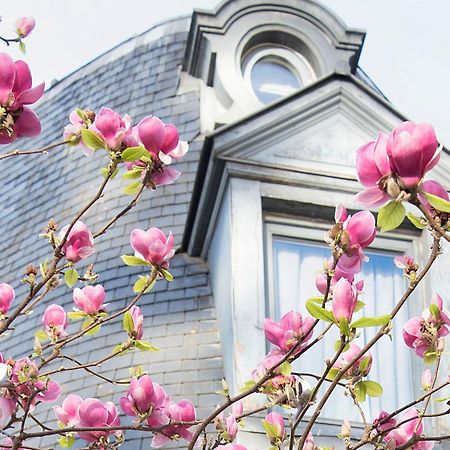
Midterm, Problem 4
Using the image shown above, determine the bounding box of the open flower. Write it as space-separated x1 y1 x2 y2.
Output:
73 285 106 315
63 109 93 156
0 53 44 144
59 221 95 263
54 394 83 427
0 283 14 315
42 304 68 338
77 398 120 443
332 343 372 379
264 311 314 353
137 116 179 155
89 107 131 150
130 227 175 267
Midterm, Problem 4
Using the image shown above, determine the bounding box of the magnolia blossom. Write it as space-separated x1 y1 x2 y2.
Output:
42 304 68 337
263 411 285 442
59 221 95 263
54 394 83 427
403 294 449 359
356 122 440 205
215 413 238 442
303 433 315 450
89 107 131 150
217 445 248 450
251 348 285 382
130 227 175 267
373 410 396 433
332 278 358 322
151 400 196 448
315 265 364 296
63 110 92 156
333 343 372 379
120 375 169 427
73 285 106 315
384 408 433 450
0 283 15 314
264 311 314 353
0 53 44 144
137 116 179 155
129 305 144 340
0 395 16 424
77 398 120 443
15 17 35 38
421 368 433 390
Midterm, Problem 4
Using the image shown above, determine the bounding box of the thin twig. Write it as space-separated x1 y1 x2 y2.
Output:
0 140 68 161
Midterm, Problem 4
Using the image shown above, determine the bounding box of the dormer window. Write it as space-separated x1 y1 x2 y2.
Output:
242 45 315 104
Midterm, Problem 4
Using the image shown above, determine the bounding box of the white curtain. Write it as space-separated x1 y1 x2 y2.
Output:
273 238 413 422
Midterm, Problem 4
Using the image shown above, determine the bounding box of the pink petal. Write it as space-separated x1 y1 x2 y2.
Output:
0 53 15 104
15 82 45 106
14 107 41 138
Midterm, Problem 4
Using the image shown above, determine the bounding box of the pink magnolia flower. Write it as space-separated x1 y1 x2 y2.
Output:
54 394 83 427
63 110 92 156
355 132 391 206
0 396 16 424
333 343 372 379
263 411 285 442
0 53 44 144
332 278 358 322
215 413 239 443
387 122 439 188
338 209 376 276
373 410 396 433
137 116 179 155
232 400 243 418
120 375 169 427
315 265 364 296
0 283 15 314
421 368 433 390
303 432 315 450
129 305 144 340
1 437 23 450
419 180 449 214
151 400 196 448
73 285 106 315
251 349 285 382
264 311 314 353
42 304 68 337
130 227 175 267
15 17 35 38
59 221 95 263
218 445 248 450
403 294 449 359
384 408 432 450
89 107 131 150
77 398 120 443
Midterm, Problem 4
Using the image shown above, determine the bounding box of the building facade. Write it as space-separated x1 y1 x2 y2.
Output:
0 1 448 449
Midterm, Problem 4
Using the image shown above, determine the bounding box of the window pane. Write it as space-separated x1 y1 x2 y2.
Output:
272 237 413 421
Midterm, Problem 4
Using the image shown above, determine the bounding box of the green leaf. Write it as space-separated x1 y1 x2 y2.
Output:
339 318 350 337
359 356 372 374
306 296 325 305
406 212 426 229
67 310 87 320
120 146 149 162
123 181 142 195
279 361 292 376
429 303 440 320
354 300 365 312
362 380 383 397
81 129 105 150
306 300 336 323
133 276 156 294
423 349 437 365
377 201 406 232
121 255 149 266
122 168 143 180
240 379 256 392
326 367 340 381
59 435 75 448
100 166 119 179
334 340 349 352
262 420 279 439
423 192 450 213
112 343 127 355
64 268 79 288
435 395 450 402
86 324 101 336
35 329 48 342
354 381 367 403
123 311 134 334
160 268 173 282
82 318 101 336
350 314 391 328
134 340 159 352
19 40 26 54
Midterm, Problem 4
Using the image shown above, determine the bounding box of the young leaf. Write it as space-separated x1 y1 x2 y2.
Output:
406 212 426 229
123 181 142 195
339 318 350 337
306 300 336 323
377 201 406 232
64 268 79 288
120 146 149 162
133 276 155 294
160 268 173 282
354 300 365 312
85 324 101 336
262 420 279 439
326 367 340 381
363 380 383 397
122 168 143 180
123 311 134 334
350 314 391 328
19 40 26 54
354 381 367 403
67 310 87 320
306 296 325 305
279 361 292 376
121 255 149 266
35 329 48 342
134 340 159 352
81 129 105 150
359 356 372 374
429 303 440 320
423 192 450 213
59 435 75 448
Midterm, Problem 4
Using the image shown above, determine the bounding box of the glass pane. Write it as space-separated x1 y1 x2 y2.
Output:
251 60 301 104
272 237 412 421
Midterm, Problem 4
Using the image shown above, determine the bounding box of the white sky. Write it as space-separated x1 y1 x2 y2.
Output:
2 0 450 144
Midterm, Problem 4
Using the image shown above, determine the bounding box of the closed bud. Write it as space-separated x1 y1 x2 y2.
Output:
25 264 37 276
341 419 351 438
437 337 445 352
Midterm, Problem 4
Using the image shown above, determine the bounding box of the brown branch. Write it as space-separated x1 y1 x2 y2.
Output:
0 140 68 161
417 202 450 244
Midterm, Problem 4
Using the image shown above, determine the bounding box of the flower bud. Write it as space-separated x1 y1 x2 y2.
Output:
341 419 351 438
421 368 433 390
15 17 35 38
0 283 15 315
